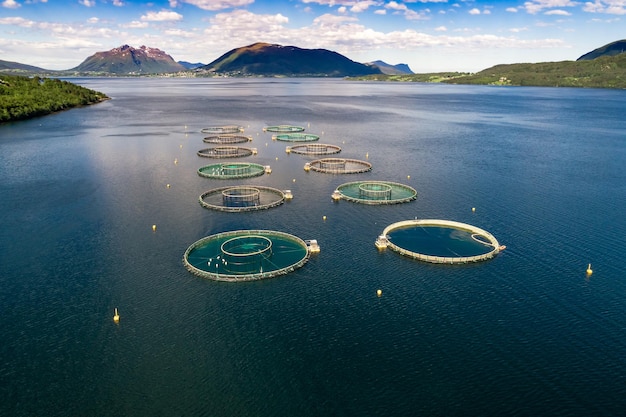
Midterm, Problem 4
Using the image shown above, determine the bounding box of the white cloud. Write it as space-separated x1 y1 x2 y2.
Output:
469 8 481 14
141 10 184 22
2 0 20 9
434 25 447 31
523 0 579 15
0 16 34 27
506 7 519 12
545 9 572 14
124 20 150 28
509 26 529 32
79 0 96 6
175 0 254 10
583 0 626 14
351 0 379 13
374 8 386 14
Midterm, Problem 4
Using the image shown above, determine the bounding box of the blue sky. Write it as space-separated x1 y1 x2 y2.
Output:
0 0 624 72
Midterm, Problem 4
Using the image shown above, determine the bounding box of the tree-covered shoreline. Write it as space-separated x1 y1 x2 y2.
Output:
0 75 109 123
348 53 626 89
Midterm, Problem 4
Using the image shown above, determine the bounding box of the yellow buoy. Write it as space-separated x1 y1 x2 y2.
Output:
113 308 120 323
174 158 178 164
376 289 382 297
472 207 476 212
407 175 410 179
323 216 327 221
293 178 296 182
152 224 157 232
586 264 593 275
166 183 170 188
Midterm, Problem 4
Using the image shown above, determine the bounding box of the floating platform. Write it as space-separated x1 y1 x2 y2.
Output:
333 180 417 205
197 146 255 158
198 162 266 180
199 185 287 212
273 133 320 142
307 158 372 174
183 230 311 282
288 143 341 155
201 125 244 134
377 219 502 264
264 125 305 133
203 134 252 144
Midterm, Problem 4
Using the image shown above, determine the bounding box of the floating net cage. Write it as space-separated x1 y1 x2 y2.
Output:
183 230 310 282
273 133 320 142
200 185 286 212
376 219 503 264
198 162 266 179
264 125 305 133
201 125 244 134
203 134 252 144
307 158 372 174
197 146 255 158
334 181 417 205
288 143 341 156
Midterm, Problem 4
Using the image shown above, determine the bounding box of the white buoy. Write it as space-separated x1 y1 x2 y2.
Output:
113 308 120 323
377 289 382 297
293 178 296 183
407 175 410 179
586 264 593 275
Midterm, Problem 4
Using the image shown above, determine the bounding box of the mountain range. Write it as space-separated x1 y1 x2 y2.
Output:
0 43 409 77
0 40 624 81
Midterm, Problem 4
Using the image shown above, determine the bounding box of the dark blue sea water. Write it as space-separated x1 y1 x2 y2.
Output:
1 78 625 416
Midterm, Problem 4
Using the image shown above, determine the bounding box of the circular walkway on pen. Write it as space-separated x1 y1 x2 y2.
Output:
198 162 266 179
376 219 502 264
288 143 341 155
183 230 310 282
264 125 305 133
305 158 372 174
273 133 320 142
199 185 286 212
197 146 255 158
203 134 252 144
334 180 416 204
201 125 244 134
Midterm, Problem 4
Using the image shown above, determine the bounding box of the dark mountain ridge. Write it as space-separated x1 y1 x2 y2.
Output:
577 39 626 61
201 42 382 77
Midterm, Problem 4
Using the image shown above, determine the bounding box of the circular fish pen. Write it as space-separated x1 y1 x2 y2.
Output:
306 158 372 174
376 219 503 264
264 125 305 133
334 181 417 204
198 162 266 180
288 143 341 155
203 134 252 144
197 146 255 158
201 126 244 134
273 133 320 142
183 230 310 282
199 185 286 212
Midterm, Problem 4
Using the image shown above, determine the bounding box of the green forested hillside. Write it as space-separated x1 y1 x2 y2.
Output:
0 75 108 123
349 53 626 89
444 53 626 88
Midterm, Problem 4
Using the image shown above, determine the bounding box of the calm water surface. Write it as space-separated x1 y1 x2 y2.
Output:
1 78 625 416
